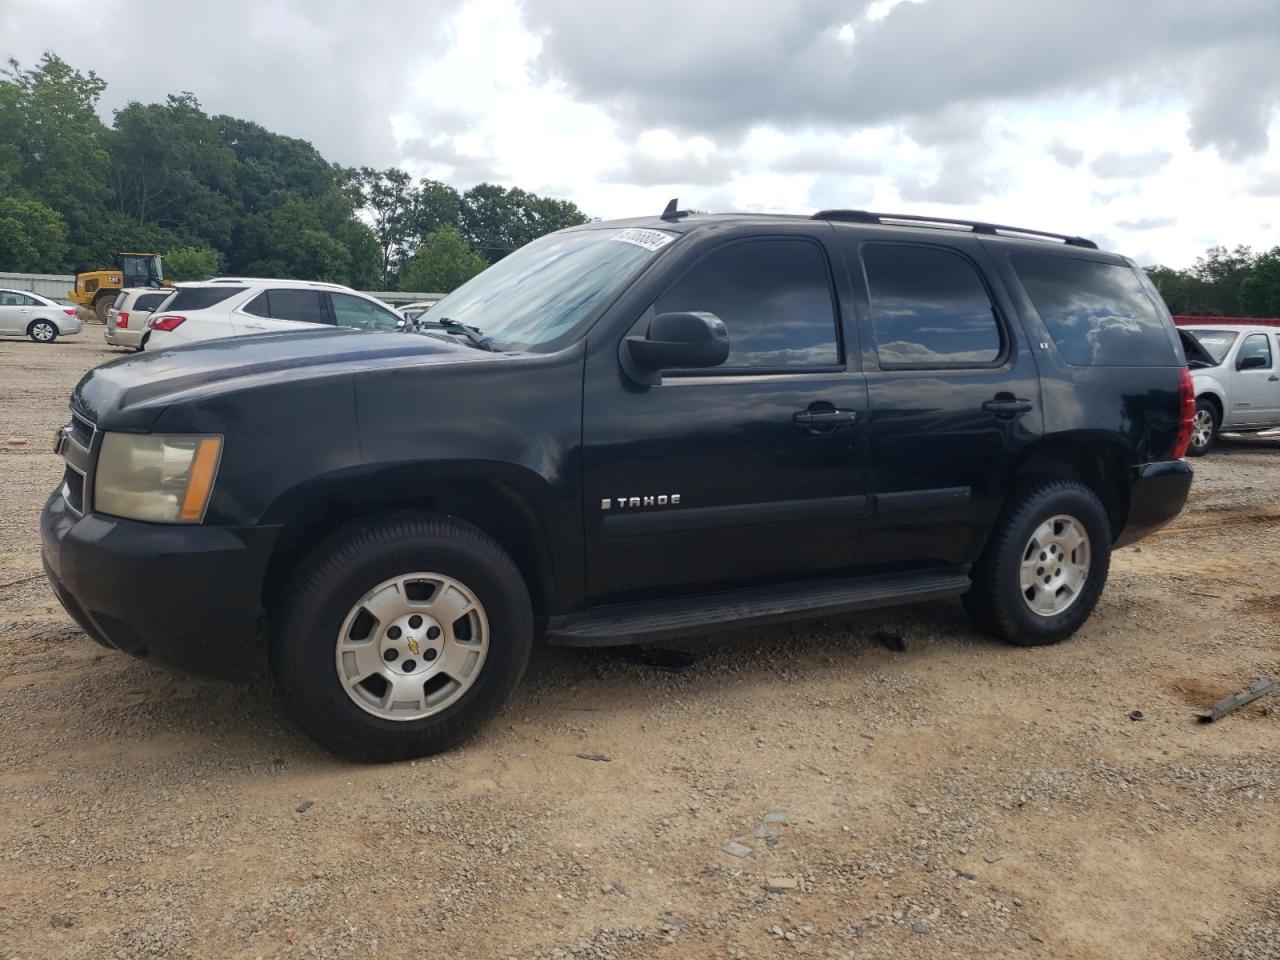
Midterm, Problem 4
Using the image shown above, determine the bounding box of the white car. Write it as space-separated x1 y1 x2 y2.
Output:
145 279 403 349
105 288 172 350
396 298 443 326
1181 322 1280 455
0 288 83 343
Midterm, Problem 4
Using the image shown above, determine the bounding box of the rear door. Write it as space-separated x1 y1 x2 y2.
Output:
840 237 1042 567
234 288 328 335
1230 332 1280 425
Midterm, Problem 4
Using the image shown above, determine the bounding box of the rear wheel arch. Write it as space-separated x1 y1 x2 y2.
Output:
1002 439 1129 542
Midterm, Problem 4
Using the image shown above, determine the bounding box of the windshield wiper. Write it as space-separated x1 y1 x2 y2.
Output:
417 318 494 351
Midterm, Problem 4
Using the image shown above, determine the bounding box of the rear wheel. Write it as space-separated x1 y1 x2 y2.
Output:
964 480 1111 646
1186 399 1218 457
270 513 533 761
27 319 57 343
93 295 112 324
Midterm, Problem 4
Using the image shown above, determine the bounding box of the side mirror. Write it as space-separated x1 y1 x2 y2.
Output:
625 312 730 378
1238 354 1267 370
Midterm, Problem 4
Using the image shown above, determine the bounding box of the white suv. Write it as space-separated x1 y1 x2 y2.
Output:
1181 321 1280 455
146 278 402 349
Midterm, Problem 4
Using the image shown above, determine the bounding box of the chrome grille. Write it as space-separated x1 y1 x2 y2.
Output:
59 408 96 516
68 411 94 449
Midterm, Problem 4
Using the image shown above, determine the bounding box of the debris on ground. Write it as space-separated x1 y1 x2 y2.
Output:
722 840 752 859
575 752 612 762
295 800 314 813
1198 678 1278 723
764 876 798 893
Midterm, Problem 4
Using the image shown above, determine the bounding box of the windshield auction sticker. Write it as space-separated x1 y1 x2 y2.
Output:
612 228 676 251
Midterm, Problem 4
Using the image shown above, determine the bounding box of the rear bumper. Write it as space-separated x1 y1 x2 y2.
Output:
55 315 83 335
40 489 280 679
1115 460 1193 548
103 325 142 347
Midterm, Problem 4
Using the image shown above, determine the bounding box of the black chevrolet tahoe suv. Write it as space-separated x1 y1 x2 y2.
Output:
42 208 1195 760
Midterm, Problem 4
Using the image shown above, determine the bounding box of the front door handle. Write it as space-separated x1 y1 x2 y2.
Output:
982 397 1033 416
793 409 858 428
1269 374 1279 382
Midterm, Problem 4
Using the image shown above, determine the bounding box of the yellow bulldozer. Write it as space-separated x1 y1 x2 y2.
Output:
68 252 171 323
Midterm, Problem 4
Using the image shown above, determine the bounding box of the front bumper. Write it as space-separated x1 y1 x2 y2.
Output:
1114 460 1193 548
40 489 280 679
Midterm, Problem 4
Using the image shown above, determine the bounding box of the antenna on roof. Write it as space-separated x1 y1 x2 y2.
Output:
661 198 688 221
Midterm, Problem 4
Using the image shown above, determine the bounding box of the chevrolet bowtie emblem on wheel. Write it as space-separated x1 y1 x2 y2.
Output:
600 494 681 510
407 638 420 656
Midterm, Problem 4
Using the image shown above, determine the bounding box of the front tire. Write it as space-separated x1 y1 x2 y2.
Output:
1186 398 1218 457
270 513 533 761
964 480 1111 646
28 319 57 343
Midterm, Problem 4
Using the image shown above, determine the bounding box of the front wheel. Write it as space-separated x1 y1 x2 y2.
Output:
1186 399 1218 457
964 480 1112 646
270 513 533 761
28 319 57 343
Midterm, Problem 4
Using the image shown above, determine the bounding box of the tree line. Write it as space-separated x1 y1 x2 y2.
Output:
0 54 588 291
1145 246 1280 319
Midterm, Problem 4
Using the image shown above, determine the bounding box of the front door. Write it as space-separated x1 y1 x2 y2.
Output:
0 292 33 334
582 234 868 604
841 238 1042 567
1230 332 1280 426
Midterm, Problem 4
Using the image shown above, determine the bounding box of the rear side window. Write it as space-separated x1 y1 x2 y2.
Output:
165 286 246 311
862 244 1002 367
112 292 128 309
1238 333 1273 369
134 293 168 312
654 238 839 368
244 289 327 324
1011 255 1176 366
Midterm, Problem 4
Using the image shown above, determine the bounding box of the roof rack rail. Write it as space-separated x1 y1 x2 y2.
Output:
811 209 1098 249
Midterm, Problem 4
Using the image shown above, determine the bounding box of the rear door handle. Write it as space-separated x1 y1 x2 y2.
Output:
793 409 858 427
242 322 266 330
982 397 1033 416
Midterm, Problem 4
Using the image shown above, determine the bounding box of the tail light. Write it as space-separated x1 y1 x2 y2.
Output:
1172 366 1195 459
149 315 186 332
63 308 78 317
116 311 130 328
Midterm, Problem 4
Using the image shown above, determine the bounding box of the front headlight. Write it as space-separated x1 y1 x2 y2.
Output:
95 433 223 523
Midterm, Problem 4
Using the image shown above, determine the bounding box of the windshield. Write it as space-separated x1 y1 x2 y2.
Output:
150 255 164 282
1186 329 1237 365
420 227 676 351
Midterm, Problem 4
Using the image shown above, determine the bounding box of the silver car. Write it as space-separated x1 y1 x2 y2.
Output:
0 288 84 343
105 288 173 350
1182 323 1280 455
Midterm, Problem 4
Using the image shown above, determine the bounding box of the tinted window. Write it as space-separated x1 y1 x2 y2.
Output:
1185 329 1237 365
166 286 245 311
1012 255 1176 366
134 293 169 312
329 292 400 331
243 292 270 317
655 239 838 368
268 289 326 324
863 244 1001 367
1239 333 1273 369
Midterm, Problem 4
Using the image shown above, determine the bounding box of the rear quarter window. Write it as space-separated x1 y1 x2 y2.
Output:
165 287 246 311
1011 254 1176 366
134 293 169 312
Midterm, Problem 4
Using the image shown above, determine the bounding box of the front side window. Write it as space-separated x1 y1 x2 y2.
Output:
1185 329 1237 365
329 293 400 331
654 238 839 368
1012 254 1176 366
863 244 1002 367
1238 333 1273 369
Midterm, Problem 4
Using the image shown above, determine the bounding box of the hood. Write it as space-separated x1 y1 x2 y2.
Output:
73 329 487 427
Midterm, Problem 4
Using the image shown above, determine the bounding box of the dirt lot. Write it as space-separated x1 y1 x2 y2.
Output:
1 336 1277 960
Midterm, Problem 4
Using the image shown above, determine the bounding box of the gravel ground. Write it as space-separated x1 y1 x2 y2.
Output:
1 335 1277 960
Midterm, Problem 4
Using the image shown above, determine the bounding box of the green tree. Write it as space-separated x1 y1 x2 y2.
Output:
398 225 488 292
1238 247 1280 318
405 178 461 248
165 245 222 281
459 183 588 263
357 166 414 284
0 195 70 272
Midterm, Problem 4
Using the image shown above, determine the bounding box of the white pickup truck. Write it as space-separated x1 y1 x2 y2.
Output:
1180 321 1280 455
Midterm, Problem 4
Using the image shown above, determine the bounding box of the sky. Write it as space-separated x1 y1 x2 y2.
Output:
3 0 1278 267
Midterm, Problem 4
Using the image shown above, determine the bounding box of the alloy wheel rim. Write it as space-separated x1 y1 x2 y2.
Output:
1191 409 1213 448
33 323 54 341
1019 514 1091 617
334 573 489 721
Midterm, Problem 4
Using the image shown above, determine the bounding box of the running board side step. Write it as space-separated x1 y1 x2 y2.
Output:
546 568 971 647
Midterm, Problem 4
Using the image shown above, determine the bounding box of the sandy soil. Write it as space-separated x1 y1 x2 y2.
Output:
1 335 1277 960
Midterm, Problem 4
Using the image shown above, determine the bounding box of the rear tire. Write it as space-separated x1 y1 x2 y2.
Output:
270 512 533 762
1186 398 1218 457
27 319 57 343
93 295 112 324
964 480 1111 646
